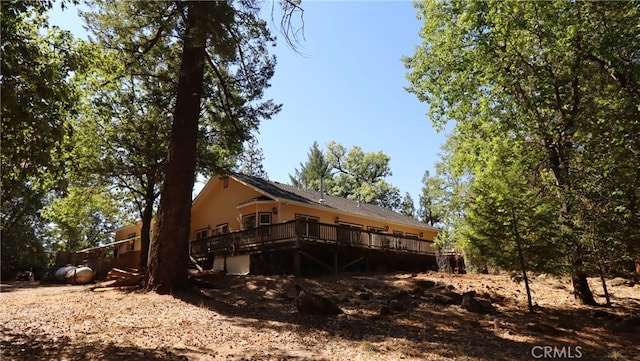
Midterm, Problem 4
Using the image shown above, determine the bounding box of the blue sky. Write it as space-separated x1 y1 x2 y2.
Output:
48 1 447 206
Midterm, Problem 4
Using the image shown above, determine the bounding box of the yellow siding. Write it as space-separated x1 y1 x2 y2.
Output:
115 223 140 242
113 222 146 253
277 203 437 241
237 203 278 227
189 175 437 242
190 176 266 238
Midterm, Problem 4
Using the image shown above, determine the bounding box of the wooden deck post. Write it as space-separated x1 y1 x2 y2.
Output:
365 253 370 272
294 219 301 276
294 249 301 276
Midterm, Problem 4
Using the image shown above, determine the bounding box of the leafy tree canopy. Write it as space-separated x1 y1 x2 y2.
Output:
290 141 402 210
405 0 640 301
289 141 331 191
234 134 268 179
400 192 416 219
1 1 88 276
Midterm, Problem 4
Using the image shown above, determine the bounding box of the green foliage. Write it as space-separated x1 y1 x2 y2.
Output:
80 0 290 291
420 147 472 250
81 0 281 174
64 1 281 267
1 1 85 275
69 42 169 220
0 181 49 278
574 126 640 273
326 141 401 210
42 185 122 252
461 140 567 276
418 170 445 227
289 141 332 191
235 135 269 179
400 192 416 219
405 1 640 280
290 142 402 210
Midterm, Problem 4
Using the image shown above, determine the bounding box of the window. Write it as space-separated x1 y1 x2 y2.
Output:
367 226 386 233
406 233 420 239
339 222 362 229
126 232 137 251
259 213 271 235
259 213 271 226
212 223 229 235
242 214 256 230
392 231 405 249
338 222 363 244
296 214 320 238
195 228 209 240
368 226 389 247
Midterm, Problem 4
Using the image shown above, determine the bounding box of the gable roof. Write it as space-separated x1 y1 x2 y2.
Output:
229 173 438 232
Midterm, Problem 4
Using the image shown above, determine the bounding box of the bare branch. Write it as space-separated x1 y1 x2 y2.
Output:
270 0 306 55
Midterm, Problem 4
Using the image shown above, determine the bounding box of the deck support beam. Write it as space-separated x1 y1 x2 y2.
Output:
339 256 365 272
299 250 334 273
293 249 301 276
293 232 302 276
365 253 370 272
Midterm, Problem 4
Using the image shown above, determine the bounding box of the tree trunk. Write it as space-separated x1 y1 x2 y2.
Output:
546 141 597 306
139 181 156 269
512 208 534 313
597 264 611 307
571 246 597 306
145 2 208 294
572 272 597 306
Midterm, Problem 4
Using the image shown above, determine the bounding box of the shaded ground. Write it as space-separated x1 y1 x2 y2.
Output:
1 272 639 360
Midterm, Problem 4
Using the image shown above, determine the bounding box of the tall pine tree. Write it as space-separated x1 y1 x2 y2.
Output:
82 0 299 292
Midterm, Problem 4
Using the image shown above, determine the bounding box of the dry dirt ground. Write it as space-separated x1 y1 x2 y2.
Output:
1 272 639 361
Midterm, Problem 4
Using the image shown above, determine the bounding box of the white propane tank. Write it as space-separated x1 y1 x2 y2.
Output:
55 266 76 282
54 266 94 284
73 266 94 284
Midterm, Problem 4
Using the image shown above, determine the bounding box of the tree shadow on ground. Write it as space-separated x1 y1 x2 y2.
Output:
0 329 188 361
0 282 70 293
1 325 343 361
174 273 639 361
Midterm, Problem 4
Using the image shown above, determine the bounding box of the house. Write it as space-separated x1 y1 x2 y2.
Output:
105 173 459 276
55 225 144 279
188 174 443 275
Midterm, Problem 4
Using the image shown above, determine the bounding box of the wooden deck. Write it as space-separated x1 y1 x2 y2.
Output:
190 219 438 272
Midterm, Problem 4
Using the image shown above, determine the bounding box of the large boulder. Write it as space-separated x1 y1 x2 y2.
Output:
294 285 343 316
390 290 411 300
430 293 456 305
379 306 391 316
461 291 498 314
388 299 405 312
461 291 486 313
415 280 437 289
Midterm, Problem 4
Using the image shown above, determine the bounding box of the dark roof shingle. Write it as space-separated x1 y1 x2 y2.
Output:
232 173 437 231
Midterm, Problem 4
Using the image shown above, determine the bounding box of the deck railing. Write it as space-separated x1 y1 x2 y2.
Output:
190 219 437 259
